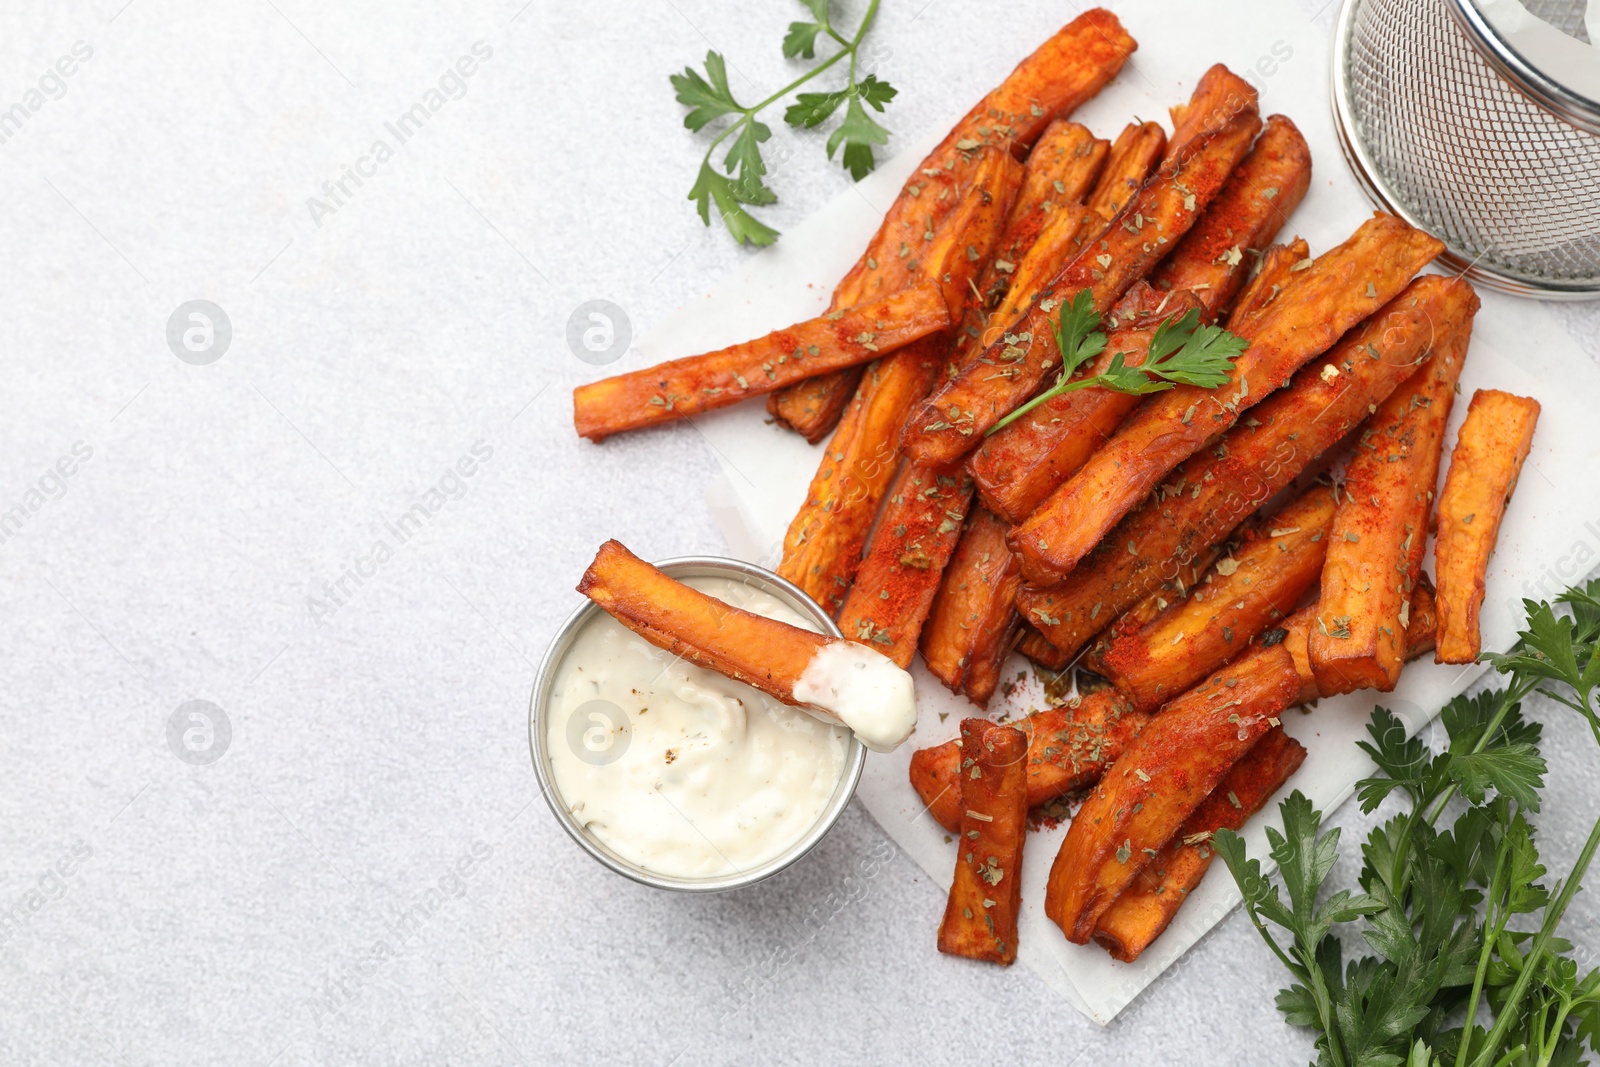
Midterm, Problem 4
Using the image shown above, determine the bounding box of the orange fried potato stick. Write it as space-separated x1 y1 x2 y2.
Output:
938 719 1029 965
1433 390 1540 664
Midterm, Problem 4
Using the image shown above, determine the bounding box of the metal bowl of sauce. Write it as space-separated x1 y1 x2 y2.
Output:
529 555 867 892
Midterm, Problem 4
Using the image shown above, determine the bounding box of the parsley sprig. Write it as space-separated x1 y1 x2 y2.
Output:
1215 580 1600 1067
986 291 1249 436
670 0 896 247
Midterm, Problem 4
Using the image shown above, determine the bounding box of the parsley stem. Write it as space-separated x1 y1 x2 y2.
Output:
1489 1046 1528 1067
1455 836 1517 1067
743 0 880 119
848 0 882 50
842 0 879 90
1384 676 1537 897
1302 957 1350 1067
745 49 850 119
1237 902 1341 1065
1470 814 1600 1066
695 0 883 179
1242 905 1301 979
987 374 1101 436
1534 1002 1575 1067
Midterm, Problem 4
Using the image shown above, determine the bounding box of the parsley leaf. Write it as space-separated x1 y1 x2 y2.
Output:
788 76 896 132
1449 742 1545 811
1501 808 1549 916
1218 580 1600 1067
1213 826 1295 936
671 52 743 132
827 91 893 180
1053 290 1110 378
723 118 775 203
687 162 780 248
1357 705 1431 811
670 0 895 245
785 89 847 128
855 72 897 110
783 21 825 60
782 0 832 58
985 292 1247 435
1142 308 1249 389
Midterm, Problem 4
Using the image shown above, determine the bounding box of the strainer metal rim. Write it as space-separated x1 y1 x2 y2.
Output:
1330 0 1600 300
1446 0 1600 136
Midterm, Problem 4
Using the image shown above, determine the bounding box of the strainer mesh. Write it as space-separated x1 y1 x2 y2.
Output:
1520 0 1589 41
1345 0 1600 287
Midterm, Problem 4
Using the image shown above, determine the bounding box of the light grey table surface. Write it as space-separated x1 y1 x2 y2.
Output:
2 1 1598 1064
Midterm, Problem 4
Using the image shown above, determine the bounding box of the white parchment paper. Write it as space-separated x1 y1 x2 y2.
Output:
639 0 1600 1024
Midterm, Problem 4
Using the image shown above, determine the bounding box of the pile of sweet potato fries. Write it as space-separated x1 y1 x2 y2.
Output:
574 10 1542 968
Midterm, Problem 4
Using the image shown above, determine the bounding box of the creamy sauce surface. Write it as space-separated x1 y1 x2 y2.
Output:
546 577 851 879
793 641 917 753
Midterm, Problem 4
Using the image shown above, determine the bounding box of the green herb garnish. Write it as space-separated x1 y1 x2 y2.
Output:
671 0 895 247
1215 580 1600 1067
986 291 1249 436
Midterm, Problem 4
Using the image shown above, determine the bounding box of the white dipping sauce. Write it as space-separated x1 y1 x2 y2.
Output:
546 577 851 879
793 641 917 754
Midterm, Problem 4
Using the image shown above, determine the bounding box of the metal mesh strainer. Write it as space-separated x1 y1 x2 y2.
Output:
1521 0 1590 40
1332 0 1600 298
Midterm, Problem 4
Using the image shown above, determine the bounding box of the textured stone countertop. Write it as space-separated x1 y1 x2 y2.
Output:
1 1 1597 1063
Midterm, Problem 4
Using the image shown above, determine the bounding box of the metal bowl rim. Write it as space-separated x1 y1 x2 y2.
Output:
528 554 865 893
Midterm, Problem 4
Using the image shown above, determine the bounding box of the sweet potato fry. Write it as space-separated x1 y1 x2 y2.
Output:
579 540 830 709
1015 273 1477 661
1044 613 1307 944
909 689 1145 832
955 203 1101 373
949 126 1111 375
1287 579 1439 701
1100 485 1335 713
1017 625 1073 671
836 464 975 668
1310 314 1474 694
1085 121 1168 222
581 540 921 751
1003 121 1109 254
1434 390 1540 664
1011 214 1447 586
1080 543 1224 677
573 284 951 441
986 125 1166 386
1092 726 1306 962
1226 238 1309 333
921 508 1024 706
1164 63 1260 162
769 10 1138 441
938 719 1028 965
1406 575 1440 665
1148 115 1312 320
1279 607 1317 704
772 372 857 452
969 286 1205 524
777 150 1022 609
919 582 1435 855
914 150 1030 324
949 125 1165 384
901 74 1263 465
779 345 942 611
767 149 1022 445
